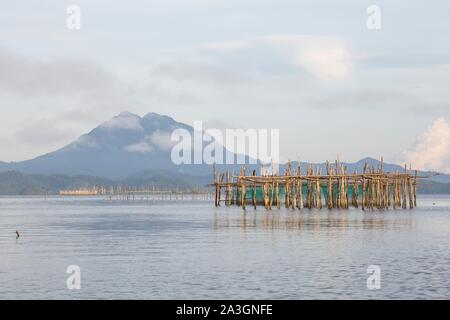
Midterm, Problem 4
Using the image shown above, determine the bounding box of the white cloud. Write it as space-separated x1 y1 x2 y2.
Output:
124 130 174 153
199 35 353 81
200 41 250 51
149 130 174 151
0 47 117 96
260 35 352 81
15 118 78 147
402 117 450 173
124 141 154 153
100 112 143 130
71 135 100 149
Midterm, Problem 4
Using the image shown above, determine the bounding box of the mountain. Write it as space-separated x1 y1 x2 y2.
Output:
0 170 211 195
0 111 449 184
427 173 450 184
0 111 259 179
278 157 407 175
0 112 211 179
1 170 448 195
0 171 112 195
278 158 450 184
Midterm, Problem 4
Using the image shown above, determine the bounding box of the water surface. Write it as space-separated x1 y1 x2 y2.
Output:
0 195 449 299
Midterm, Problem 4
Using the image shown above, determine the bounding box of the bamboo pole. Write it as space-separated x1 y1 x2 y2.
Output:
276 181 280 209
296 165 303 209
269 180 274 209
362 163 367 210
316 167 322 209
264 182 269 209
408 165 414 209
414 170 417 207
343 166 348 209
327 162 333 209
352 170 359 208
241 165 246 210
402 165 407 209
252 170 257 209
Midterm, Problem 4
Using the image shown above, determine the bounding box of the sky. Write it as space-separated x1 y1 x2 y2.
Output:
1 0 450 172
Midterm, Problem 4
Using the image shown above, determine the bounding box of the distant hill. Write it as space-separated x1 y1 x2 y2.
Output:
0 110 449 193
0 112 210 179
0 170 448 195
416 180 450 194
279 157 406 175
0 111 257 179
0 170 211 195
427 173 450 184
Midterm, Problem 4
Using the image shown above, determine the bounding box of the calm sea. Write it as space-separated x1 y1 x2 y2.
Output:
0 195 449 299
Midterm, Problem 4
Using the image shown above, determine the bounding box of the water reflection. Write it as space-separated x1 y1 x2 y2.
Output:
213 209 415 234
0 196 447 299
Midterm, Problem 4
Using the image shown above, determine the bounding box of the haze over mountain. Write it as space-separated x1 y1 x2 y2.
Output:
0 111 449 185
0 111 205 178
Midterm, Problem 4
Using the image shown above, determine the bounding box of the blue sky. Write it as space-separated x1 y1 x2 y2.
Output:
1 0 449 171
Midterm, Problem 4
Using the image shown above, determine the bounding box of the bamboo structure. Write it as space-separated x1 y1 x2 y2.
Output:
212 158 428 211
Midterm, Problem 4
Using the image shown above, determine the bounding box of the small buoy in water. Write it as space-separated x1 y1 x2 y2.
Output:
15 230 20 239
433 203 436 206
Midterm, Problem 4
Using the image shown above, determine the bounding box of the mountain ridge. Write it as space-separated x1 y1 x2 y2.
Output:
0 170 448 195
0 111 199 178
0 111 448 184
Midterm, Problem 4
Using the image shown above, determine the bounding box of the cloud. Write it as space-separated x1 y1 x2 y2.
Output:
402 117 450 173
14 118 79 147
124 141 154 153
0 47 149 161
124 130 174 153
0 47 118 96
100 111 144 130
2 24 450 165
200 41 250 51
200 35 353 81
149 130 174 151
151 62 245 86
69 135 100 150
311 87 447 112
260 35 352 81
